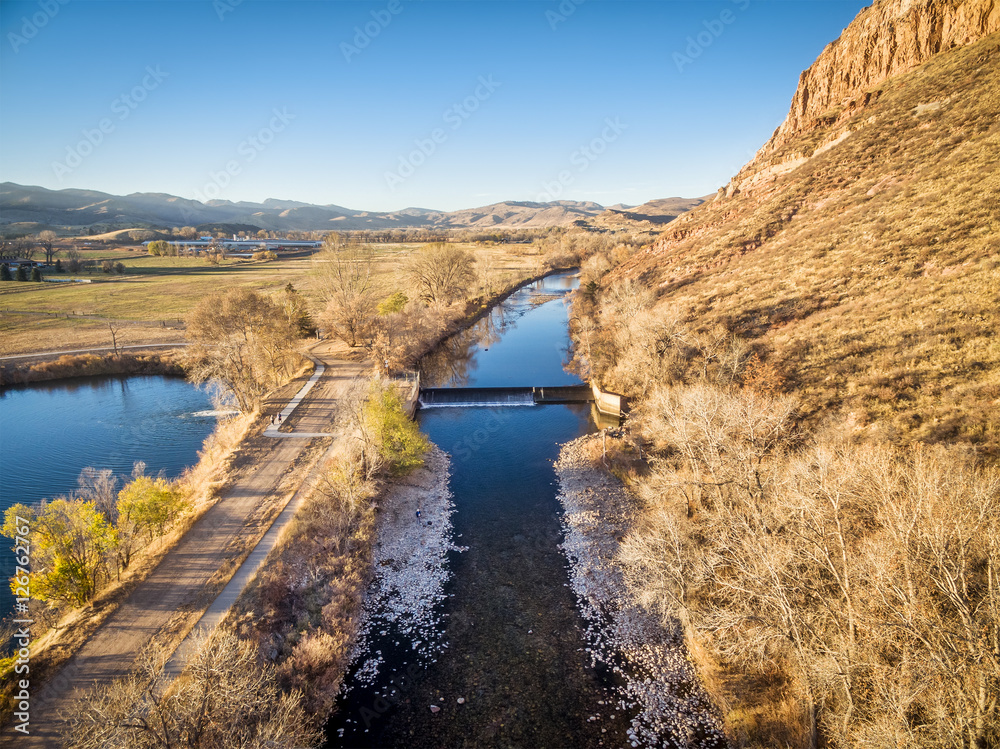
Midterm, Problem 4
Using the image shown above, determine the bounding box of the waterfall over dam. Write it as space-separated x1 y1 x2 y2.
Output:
418 385 595 409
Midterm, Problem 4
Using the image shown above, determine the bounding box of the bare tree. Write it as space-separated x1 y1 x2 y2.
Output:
107 321 124 357
38 230 58 264
66 248 83 273
186 288 299 413
65 630 321 748
315 246 377 347
76 467 119 522
407 243 476 304
476 249 505 296
622 386 1000 748
128 229 156 243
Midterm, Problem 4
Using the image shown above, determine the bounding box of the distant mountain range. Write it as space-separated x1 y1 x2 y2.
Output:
0 183 707 233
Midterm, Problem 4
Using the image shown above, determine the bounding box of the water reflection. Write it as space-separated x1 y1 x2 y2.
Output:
0 374 216 622
419 273 580 389
0 375 216 507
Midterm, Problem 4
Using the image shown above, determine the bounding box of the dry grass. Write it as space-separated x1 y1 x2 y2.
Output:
579 35 1000 749
689 639 810 749
230 447 379 723
604 35 1000 459
0 241 546 356
0 351 185 386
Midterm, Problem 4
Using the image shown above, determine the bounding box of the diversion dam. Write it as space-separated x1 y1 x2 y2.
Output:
418 384 596 409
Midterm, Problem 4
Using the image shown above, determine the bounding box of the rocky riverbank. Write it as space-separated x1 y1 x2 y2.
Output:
334 444 467 738
556 434 730 749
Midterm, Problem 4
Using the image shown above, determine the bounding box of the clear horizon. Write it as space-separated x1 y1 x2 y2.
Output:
1 0 870 213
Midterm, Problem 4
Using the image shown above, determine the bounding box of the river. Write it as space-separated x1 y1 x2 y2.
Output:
328 273 631 748
0 375 218 622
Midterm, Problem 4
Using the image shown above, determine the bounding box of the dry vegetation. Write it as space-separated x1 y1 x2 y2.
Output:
0 350 185 387
229 380 428 725
571 35 1000 749
0 229 564 356
185 286 307 413
311 228 652 375
602 35 1000 455
65 630 320 749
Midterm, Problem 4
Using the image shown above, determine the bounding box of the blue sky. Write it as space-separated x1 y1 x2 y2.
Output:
0 0 870 212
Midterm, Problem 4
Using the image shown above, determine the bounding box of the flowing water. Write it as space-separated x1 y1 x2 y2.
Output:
328 274 631 748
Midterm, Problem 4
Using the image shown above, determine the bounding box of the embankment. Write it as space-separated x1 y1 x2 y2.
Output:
0 407 256 727
0 351 185 388
230 445 457 728
223 268 574 729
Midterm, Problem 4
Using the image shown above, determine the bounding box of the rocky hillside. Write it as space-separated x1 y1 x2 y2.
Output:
729 0 999 197
602 0 1000 452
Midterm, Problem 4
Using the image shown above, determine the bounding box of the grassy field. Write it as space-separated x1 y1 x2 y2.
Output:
0 242 544 355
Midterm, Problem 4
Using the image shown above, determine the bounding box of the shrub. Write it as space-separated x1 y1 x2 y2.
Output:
377 291 408 316
362 381 428 474
66 631 320 749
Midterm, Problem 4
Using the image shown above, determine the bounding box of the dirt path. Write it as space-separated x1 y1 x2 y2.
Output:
0 342 187 362
8 344 368 748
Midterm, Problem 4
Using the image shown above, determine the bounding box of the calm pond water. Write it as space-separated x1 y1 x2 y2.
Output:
329 274 630 747
0 375 217 620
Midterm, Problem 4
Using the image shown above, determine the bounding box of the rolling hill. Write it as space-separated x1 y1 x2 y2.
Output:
0 184 698 234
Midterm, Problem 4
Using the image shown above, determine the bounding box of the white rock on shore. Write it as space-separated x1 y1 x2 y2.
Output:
556 435 729 748
346 445 465 689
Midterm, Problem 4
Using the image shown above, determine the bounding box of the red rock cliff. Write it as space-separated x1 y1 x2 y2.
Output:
729 0 998 194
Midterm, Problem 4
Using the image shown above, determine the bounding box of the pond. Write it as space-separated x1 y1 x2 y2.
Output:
0 375 218 620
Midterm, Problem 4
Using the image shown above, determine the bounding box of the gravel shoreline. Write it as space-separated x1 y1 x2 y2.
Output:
344 445 465 689
556 434 730 749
